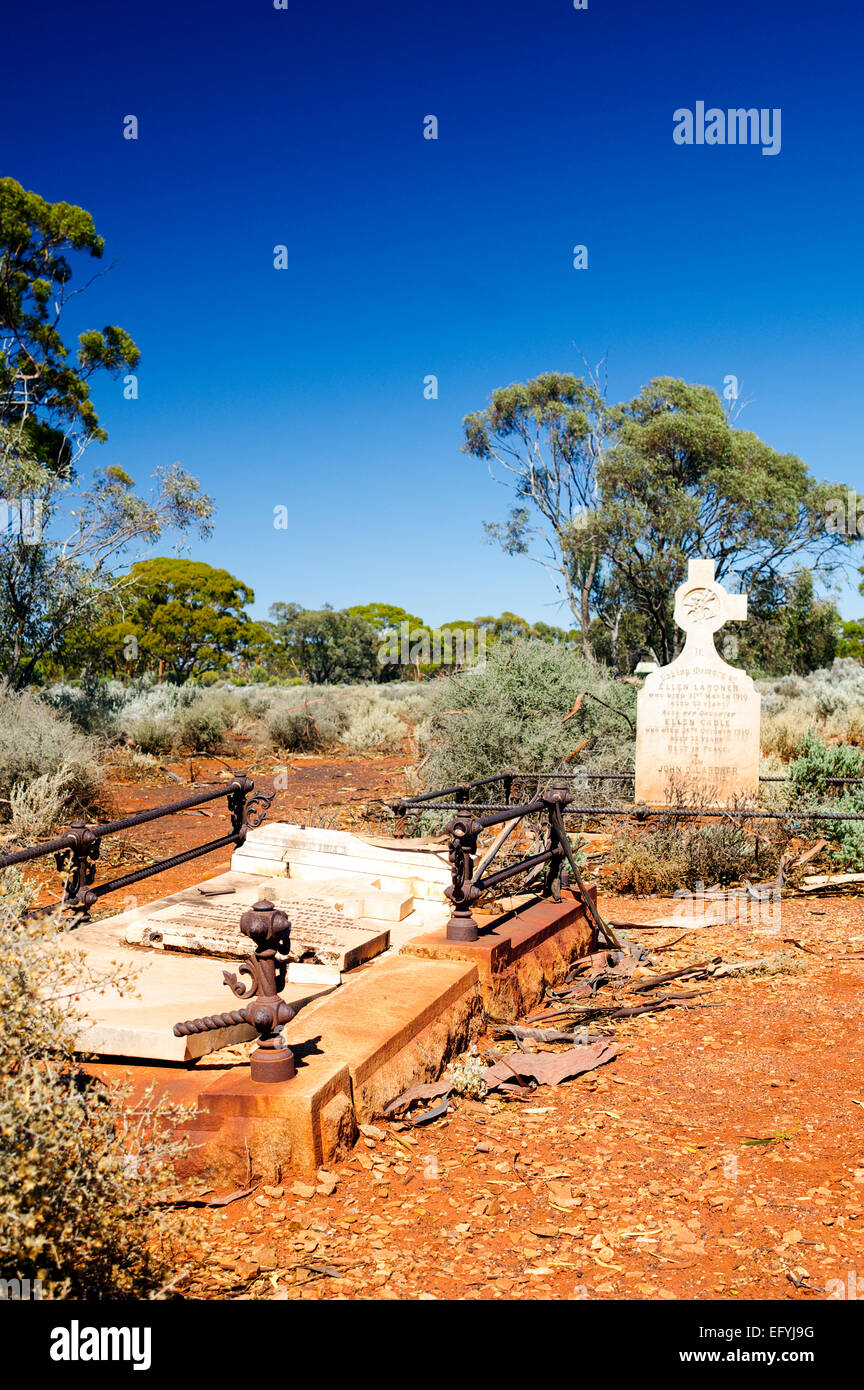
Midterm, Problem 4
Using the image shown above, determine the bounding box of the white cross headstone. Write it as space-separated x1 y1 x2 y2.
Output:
634 559 761 806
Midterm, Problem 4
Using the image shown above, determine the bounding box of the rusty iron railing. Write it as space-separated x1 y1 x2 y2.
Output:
391 769 864 834
0 774 273 917
443 784 623 949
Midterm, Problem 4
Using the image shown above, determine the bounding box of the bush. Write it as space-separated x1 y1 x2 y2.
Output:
788 730 864 869
759 657 864 756
114 683 195 752
418 639 635 794
42 676 127 738
342 697 406 753
123 715 174 756
265 695 348 752
606 818 791 894
3 769 77 847
0 689 104 829
110 684 258 754
0 883 187 1297
760 698 813 761
174 700 230 753
604 827 690 895
788 729 864 801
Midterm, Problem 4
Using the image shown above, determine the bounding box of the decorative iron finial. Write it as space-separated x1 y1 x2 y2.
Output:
174 899 297 1082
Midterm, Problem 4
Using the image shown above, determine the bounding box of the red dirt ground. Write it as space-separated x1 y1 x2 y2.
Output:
168 893 864 1302
25 754 864 1301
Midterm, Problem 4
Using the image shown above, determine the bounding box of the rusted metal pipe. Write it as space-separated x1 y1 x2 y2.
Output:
0 775 274 917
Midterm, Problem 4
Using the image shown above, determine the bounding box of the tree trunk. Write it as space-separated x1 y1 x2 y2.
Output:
579 552 597 661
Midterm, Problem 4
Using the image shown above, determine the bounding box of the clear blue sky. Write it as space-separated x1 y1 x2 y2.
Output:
5 0 864 626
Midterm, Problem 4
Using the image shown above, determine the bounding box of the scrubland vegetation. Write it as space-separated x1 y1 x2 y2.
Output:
2 646 863 877
0 879 186 1297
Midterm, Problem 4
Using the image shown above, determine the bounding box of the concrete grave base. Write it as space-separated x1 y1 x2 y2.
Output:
88 954 482 1183
78 872 599 1182
399 888 598 1019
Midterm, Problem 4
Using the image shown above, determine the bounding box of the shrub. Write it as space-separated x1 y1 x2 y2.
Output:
788 730 864 869
114 683 194 752
111 684 256 754
125 717 173 755
2 769 76 847
265 696 347 752
174 700 230 753
0 883 187 1297
788 729 864 801
0 689 104 827
42 677 127 738
446 1044 488 1100
606 817 793 894
604 828 690 895
418 639 635 794
759 657 864 755
342 697 406 753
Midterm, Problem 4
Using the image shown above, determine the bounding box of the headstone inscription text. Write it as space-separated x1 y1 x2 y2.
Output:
634 558 761 806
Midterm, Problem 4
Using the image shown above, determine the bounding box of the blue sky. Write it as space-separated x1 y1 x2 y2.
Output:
5 0 864 626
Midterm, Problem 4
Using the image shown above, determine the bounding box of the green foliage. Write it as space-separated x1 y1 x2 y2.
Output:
0 427 214 689
43 672 127 737
788 728 864 801
837 619 864 662
120 558 257 682
787 730 864 869
466 370 857 670
463 371 610 656
0 887 186 1297
0 177 140 465
735 572 838 677
346 602 425 637
0 688 104 831
113 683 261 754
269 603 379 684
419 638 635 792
173 700 231 752
594 378 853 665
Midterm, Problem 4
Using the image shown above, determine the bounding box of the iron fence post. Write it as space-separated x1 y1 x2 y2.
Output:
444 813 483 942
174 899 297 1082
56 821 100 916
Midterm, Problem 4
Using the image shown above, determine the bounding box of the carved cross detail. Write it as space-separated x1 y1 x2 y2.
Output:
674 558 747 654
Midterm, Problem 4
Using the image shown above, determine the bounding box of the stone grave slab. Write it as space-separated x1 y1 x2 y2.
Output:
124 896 390 971
231 822 452 900
55 930 337 1063
176 871 446 943
635 558 761 806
